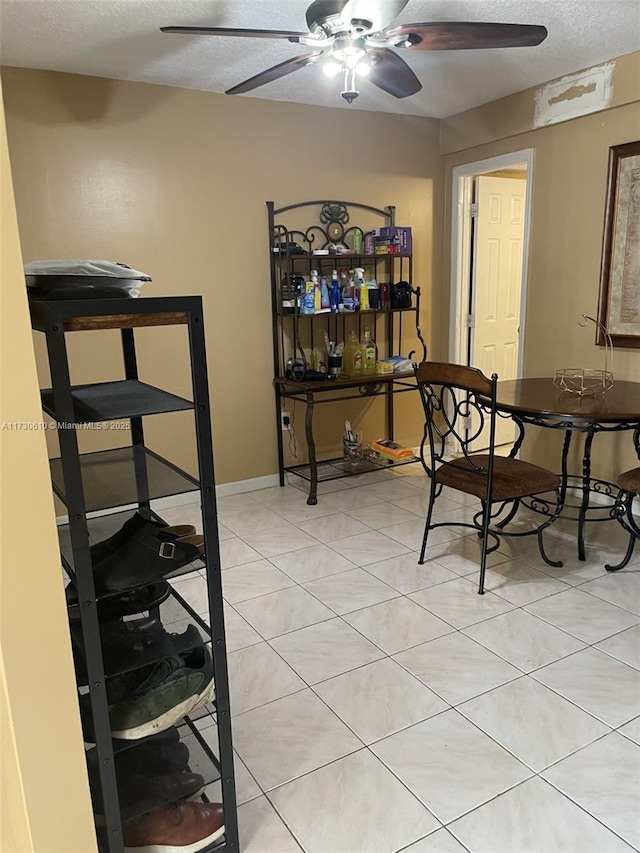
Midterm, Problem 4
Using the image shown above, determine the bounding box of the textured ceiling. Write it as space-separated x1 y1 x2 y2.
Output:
1 0 639 118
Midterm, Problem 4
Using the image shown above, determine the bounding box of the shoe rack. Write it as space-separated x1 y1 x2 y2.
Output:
31 296 238 853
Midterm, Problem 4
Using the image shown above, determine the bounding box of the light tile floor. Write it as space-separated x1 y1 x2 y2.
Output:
169 465 640 853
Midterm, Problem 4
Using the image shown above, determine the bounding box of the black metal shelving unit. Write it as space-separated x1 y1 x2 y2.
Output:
31 295 238 853
267 199 427 504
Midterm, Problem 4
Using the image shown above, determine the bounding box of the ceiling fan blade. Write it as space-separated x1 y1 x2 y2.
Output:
367 47 421 98
226 51 325 95
385 21 548 50
342 0 410 32
160 26 307 41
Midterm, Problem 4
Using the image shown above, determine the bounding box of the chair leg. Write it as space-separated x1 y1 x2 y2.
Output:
419 481 438 565
606 532 637 572
478 500 491 595
496 498 520 529
605 495 639 572
537 529 563 568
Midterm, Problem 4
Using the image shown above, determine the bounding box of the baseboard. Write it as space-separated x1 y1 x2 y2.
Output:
215 473 281 497
55 474 282 525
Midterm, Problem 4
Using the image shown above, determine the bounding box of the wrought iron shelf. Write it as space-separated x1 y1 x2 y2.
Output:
275 307 418 318
268 198 426 504
286 454 420 484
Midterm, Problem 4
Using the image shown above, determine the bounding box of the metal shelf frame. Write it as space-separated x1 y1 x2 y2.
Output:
34 295 238 853
267 200 427 504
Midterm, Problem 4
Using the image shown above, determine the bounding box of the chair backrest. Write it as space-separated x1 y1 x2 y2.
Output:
413 361 498 479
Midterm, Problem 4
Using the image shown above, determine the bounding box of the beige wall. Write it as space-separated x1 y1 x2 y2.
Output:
0 87 96 852
441 52 640 481
1 67 443 484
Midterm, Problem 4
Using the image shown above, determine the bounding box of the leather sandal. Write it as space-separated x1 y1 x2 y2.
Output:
94 526 205 594
90 510 197 565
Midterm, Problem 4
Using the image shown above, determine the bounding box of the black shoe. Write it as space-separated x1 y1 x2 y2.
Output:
87 728 190 776
67 580 171 622
104 625 205 704
89 756 204 821
90 510 197 565
104 619 204 675
93 525 204 594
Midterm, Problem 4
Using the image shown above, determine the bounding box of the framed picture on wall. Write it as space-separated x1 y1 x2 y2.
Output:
596 140 640 348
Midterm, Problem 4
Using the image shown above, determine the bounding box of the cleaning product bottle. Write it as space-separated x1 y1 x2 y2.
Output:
362 326 378 376
320 275 330 310
342 276 355 312
311 270 321 312
302 280 315 315
330 270 340 314
343 330 359 376
355 268 368 310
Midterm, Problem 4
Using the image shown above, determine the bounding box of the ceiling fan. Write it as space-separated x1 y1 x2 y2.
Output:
161 0 547 104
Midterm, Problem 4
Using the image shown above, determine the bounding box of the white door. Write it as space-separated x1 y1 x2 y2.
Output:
470 175 526 449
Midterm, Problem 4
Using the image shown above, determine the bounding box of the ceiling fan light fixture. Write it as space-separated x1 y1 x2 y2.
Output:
355 60 370 75
341 64 359 102
332 34 366 62
323 59 343 76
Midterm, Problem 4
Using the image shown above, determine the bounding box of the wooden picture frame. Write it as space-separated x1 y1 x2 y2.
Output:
596 140 640 348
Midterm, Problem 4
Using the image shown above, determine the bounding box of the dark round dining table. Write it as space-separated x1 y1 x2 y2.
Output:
495 378 640 560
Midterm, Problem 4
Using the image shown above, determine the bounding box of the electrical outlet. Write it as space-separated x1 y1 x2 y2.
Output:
280 411 291 431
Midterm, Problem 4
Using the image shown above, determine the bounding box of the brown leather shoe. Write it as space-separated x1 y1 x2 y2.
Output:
123 802 224 852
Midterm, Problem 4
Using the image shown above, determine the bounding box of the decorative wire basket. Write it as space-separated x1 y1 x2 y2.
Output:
554 316 614 397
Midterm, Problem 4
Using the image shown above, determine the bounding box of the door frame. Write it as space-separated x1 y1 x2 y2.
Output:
449 148 535 374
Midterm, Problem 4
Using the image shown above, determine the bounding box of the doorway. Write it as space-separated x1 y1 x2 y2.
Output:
450 149 534 449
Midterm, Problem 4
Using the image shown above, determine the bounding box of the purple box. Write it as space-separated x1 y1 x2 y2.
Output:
371 226 412 254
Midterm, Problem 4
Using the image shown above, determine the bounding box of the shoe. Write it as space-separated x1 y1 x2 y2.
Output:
109 646 215 740
115 728 190 776
94 526 205 594
123 802 225 852
87 728 190 777
67 580 171 622
104 626 204 704
89 762 204 822
90 511 197 564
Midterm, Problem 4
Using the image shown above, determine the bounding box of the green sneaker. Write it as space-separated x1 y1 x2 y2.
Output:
109 646 215 740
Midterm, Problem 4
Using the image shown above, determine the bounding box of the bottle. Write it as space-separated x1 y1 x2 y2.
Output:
355 268 367 310
311 270 321 312
320 275 330 309
353 228 363 255
362 326 378 376
342 276 355 312
367 277 379 310
352 335 364 376
379 279 390 309
343 330 359 376
330 271 340 314
302 281 315 314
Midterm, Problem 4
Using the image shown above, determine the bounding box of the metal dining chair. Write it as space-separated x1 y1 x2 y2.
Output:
606 467 640 571
414 361 564 594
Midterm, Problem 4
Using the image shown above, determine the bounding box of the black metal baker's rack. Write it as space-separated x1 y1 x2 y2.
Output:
267 199 427 504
